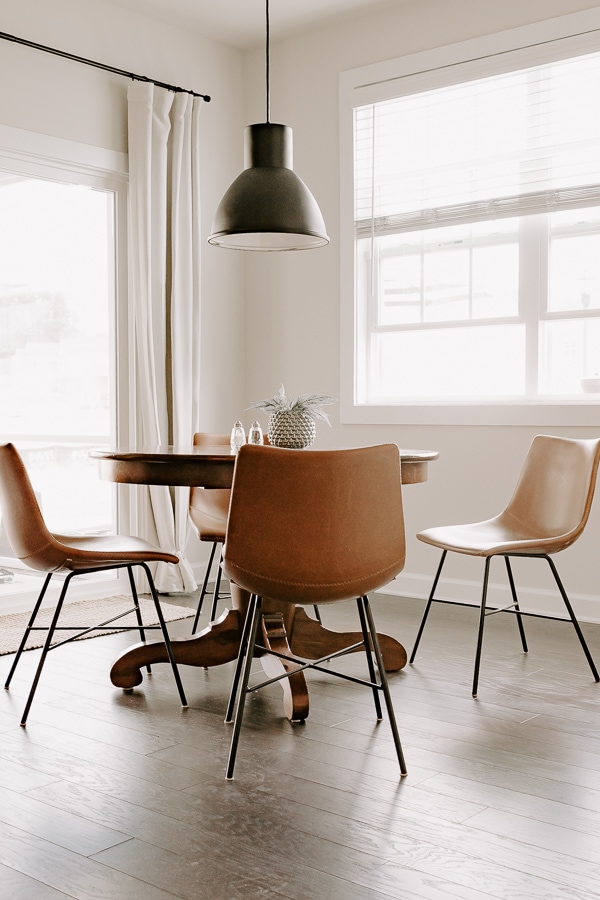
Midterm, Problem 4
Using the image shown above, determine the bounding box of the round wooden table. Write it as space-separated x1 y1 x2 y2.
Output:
92 444 437 487
91 445 438 719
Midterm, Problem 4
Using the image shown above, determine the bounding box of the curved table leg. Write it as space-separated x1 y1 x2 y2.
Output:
289 607 407 671
260 612 309 722
256 604 406 720
110 609 242 689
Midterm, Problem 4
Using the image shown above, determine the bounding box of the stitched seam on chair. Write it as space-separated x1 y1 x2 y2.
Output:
20 542 67 572
229 562 399 589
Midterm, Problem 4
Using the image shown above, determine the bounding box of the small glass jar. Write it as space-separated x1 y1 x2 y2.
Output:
230 421 246 453
248 420 264 445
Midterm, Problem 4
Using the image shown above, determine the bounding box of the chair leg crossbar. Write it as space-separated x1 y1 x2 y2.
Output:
233 640 373 693
410 551 599 698
5 562 187 725
224 594 407 780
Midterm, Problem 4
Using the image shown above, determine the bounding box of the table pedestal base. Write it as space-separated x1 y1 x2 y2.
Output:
110 589 407 720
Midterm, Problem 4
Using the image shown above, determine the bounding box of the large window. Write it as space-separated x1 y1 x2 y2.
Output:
0 177 114 524
341 10 600 424
0 130 128 604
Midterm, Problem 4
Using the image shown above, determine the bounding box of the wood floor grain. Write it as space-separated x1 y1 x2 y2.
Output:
0 590 599 899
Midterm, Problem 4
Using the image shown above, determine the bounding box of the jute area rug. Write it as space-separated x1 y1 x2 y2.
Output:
0 595 194 656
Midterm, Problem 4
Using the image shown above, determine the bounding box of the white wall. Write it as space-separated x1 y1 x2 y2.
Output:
240 0 600 621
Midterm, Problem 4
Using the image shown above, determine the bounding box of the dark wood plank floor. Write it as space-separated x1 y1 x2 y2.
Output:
1 588 600 899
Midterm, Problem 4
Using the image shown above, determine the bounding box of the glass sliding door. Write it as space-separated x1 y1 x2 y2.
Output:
0 171 121 601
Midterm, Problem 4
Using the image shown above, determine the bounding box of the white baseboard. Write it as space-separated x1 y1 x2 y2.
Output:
190 561 600 625
381 570 600 625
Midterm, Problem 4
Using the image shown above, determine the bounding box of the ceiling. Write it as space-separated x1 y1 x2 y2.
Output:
105 0 407 49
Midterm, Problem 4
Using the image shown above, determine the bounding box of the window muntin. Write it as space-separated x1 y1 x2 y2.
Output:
374 223 520 329
361 208 600 403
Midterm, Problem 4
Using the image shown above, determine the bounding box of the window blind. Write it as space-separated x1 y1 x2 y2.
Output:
355 49 600 237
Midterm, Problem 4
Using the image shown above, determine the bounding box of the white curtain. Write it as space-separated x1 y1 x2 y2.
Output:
127 81 201 592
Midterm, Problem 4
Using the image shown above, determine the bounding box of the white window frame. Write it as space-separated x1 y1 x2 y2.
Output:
340 7 600 425
0 124 131 611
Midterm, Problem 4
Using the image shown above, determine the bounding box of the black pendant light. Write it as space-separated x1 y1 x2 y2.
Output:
208 0 329 251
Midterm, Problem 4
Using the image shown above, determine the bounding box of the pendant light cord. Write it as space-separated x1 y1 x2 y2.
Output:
265 0 271 123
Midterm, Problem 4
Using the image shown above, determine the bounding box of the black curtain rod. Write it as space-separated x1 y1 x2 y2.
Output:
0 30 211 101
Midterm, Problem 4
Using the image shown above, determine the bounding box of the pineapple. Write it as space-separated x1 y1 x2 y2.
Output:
247 385 334 448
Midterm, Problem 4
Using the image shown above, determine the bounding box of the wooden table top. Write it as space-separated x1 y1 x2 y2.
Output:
90 445 438 487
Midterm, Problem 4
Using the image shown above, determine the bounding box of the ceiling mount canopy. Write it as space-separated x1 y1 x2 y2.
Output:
208 0 329 251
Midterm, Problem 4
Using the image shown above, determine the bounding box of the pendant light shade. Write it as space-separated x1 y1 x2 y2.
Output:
208 0 329 251
208 123 329 250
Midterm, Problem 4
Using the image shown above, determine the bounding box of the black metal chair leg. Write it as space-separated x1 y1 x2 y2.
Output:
140 563 188 707
410 550 447 663
209 554 224 622
127 565 147 644
5 572 53 689
362 595 407 776
504 557 528 652
191 542 218 634
225 593 259 723
472 558 491 699
544 555 599 681
356 596 382 719
127 565 151 674
312 605 322 623
20 573 75 725
226 595 263 780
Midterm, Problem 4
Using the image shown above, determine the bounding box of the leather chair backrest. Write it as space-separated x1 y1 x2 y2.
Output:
0 443 66 571
189 431 271 539
189 433 231 538
224 443 406 605
501 434 600 549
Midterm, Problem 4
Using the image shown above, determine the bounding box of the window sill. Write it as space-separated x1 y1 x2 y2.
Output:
341 398 600 427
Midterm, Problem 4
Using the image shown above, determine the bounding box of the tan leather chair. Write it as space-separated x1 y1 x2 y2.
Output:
188 432 231 632
411 434 600 698
189 431 321 633
222 443 408 780
0 442 187 724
